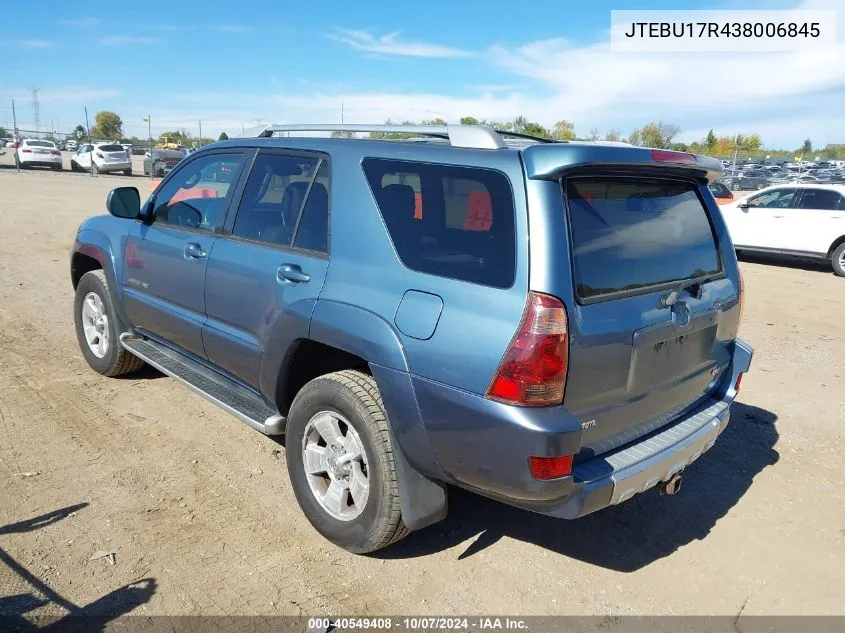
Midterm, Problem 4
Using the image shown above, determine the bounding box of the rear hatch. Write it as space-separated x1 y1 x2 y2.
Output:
97 144 129 162
521 144 740 459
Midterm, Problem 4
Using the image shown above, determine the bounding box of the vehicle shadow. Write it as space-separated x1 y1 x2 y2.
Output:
738 251 833 274
113 364 165 381
0 505 157 631
380 402 778 571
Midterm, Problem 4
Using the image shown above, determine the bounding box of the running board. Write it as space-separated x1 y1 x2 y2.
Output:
119 333 285 435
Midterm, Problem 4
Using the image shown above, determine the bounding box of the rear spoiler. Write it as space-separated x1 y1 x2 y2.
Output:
521 143 724 184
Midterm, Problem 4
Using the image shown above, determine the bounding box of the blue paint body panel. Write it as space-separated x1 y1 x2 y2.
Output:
70 134 752 529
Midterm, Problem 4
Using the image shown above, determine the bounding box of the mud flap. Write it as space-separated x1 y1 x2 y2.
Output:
388 428 448 531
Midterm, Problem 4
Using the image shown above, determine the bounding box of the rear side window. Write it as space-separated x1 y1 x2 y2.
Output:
363 158 515 288
797 188 843 210
565 177 722 301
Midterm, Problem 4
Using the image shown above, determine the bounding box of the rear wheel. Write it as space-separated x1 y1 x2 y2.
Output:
123 168 132 176
74 270 145 377
286 370 409 554
831 243 845 277
92 162 100 175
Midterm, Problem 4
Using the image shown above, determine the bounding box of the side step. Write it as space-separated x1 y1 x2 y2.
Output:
119 333 285 435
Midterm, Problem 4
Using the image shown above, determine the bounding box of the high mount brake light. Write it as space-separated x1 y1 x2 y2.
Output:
651 149 696 164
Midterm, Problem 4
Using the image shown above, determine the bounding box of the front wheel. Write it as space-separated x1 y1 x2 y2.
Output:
286 370 409 554
123 168 132 176
74 270 145 377
92 162 100 175
832 243 845 277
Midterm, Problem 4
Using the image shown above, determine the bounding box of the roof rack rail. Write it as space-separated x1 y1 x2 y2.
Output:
236 123 508 150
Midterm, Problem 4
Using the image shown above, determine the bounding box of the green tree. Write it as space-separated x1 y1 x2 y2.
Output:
460 116 480 125
739 133 762 153
705 129 717 150
604 129 621 142
91 111 123 140
552 120 576 141
330 130 355 138
0 126 7 138
638 121 681 148
800 138 813 154
73 124 87 140
218 132 229 141
628 129 642 146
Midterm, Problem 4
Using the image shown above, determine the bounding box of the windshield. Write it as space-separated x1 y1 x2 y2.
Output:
565 177 722 301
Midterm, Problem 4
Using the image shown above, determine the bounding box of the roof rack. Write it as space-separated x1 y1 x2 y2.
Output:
237 123 508 150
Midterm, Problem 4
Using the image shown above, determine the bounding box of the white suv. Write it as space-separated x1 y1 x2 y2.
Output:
721 184 845 276
70 142 132 175
15 139 63 170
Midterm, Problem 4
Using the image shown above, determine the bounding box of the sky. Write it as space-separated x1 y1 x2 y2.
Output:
2 0 844 149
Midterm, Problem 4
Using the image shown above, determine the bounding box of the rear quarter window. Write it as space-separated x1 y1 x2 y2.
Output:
363 158 516 288
565 177 722 301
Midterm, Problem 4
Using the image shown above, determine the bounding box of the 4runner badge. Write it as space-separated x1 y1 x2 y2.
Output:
582 419 597 430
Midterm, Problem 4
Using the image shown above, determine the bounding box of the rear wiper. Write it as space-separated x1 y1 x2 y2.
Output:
660 274 719 307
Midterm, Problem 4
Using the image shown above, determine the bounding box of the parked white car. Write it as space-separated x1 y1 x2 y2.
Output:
15 139 63 170
70 142 132 175
721 184 845 276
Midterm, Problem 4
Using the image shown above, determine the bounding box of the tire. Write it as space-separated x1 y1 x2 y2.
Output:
74 270 145 377
831 242 845 277
286 370 409 554
53 164 62 172
92 162 100 175
123 168 132 176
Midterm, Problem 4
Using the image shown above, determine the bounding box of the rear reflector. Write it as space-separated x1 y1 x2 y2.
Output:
651 149 696 164
486 292 569 407
529 455 573 480
734 373 743 392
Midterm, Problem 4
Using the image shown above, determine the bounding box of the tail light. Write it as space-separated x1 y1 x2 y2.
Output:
734 373 744 392
51 150 60 156
651 149 696 164
96 151 104 158
726 191 734 199
529 455 573 480
22 148 32 153
486 292 569 406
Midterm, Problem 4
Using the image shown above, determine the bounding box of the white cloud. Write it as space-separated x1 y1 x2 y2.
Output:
99 36 157 46
59 17 100 27
211 24 251 33
328 28 472 58
16 39 54 49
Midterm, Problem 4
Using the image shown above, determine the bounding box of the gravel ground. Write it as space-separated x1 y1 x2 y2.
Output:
0 162 843 620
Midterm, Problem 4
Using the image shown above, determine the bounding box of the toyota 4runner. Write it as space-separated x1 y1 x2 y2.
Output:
70 124 753 553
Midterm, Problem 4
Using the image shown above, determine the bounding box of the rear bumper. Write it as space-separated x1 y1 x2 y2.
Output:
415 338 753 518
97 162 132 173
20 156 61 166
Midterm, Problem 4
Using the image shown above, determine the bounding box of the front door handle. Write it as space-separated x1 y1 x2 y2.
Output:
184 242 207 259
772 215 784 219
277 263 310 283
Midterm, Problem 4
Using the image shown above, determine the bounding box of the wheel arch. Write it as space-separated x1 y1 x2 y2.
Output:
827 235 845 258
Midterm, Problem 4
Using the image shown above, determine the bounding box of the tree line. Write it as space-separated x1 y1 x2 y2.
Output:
32 109 838 159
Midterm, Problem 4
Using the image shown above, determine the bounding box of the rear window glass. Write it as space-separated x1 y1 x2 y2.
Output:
98 144 124 152
27 140 53 148
363 158 515 288
565 177 722 301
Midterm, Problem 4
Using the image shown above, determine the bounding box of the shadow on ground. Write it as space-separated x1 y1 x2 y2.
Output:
738 251 833 274
380 402 778 571
0 504 156 632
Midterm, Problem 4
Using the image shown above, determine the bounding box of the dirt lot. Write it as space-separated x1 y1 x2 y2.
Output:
0 161 843 620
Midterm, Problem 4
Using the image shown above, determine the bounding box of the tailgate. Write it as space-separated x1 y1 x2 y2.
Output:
547 168 740 458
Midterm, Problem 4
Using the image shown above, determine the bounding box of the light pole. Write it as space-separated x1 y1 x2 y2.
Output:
143 115 152 180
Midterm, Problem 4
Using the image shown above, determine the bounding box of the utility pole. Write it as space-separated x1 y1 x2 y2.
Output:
12 99 19 173
341 101 344 124
84 106 93 177
31 87 41 136
198 119 202 148
143 115 152 180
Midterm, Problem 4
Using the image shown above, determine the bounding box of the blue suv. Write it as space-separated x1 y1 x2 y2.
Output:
70 124 753 553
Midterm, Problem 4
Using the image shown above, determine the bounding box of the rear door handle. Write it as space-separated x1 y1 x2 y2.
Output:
772 215 784 218
184 242 207 259
277 263 310 283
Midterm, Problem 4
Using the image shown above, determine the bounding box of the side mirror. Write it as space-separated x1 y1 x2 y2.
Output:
737 201 749 209
106 187 141 219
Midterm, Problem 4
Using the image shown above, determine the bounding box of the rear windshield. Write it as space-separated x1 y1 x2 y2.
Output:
565 177 722 301
363 158 516 288
27 141 54 148
98 144 124 152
